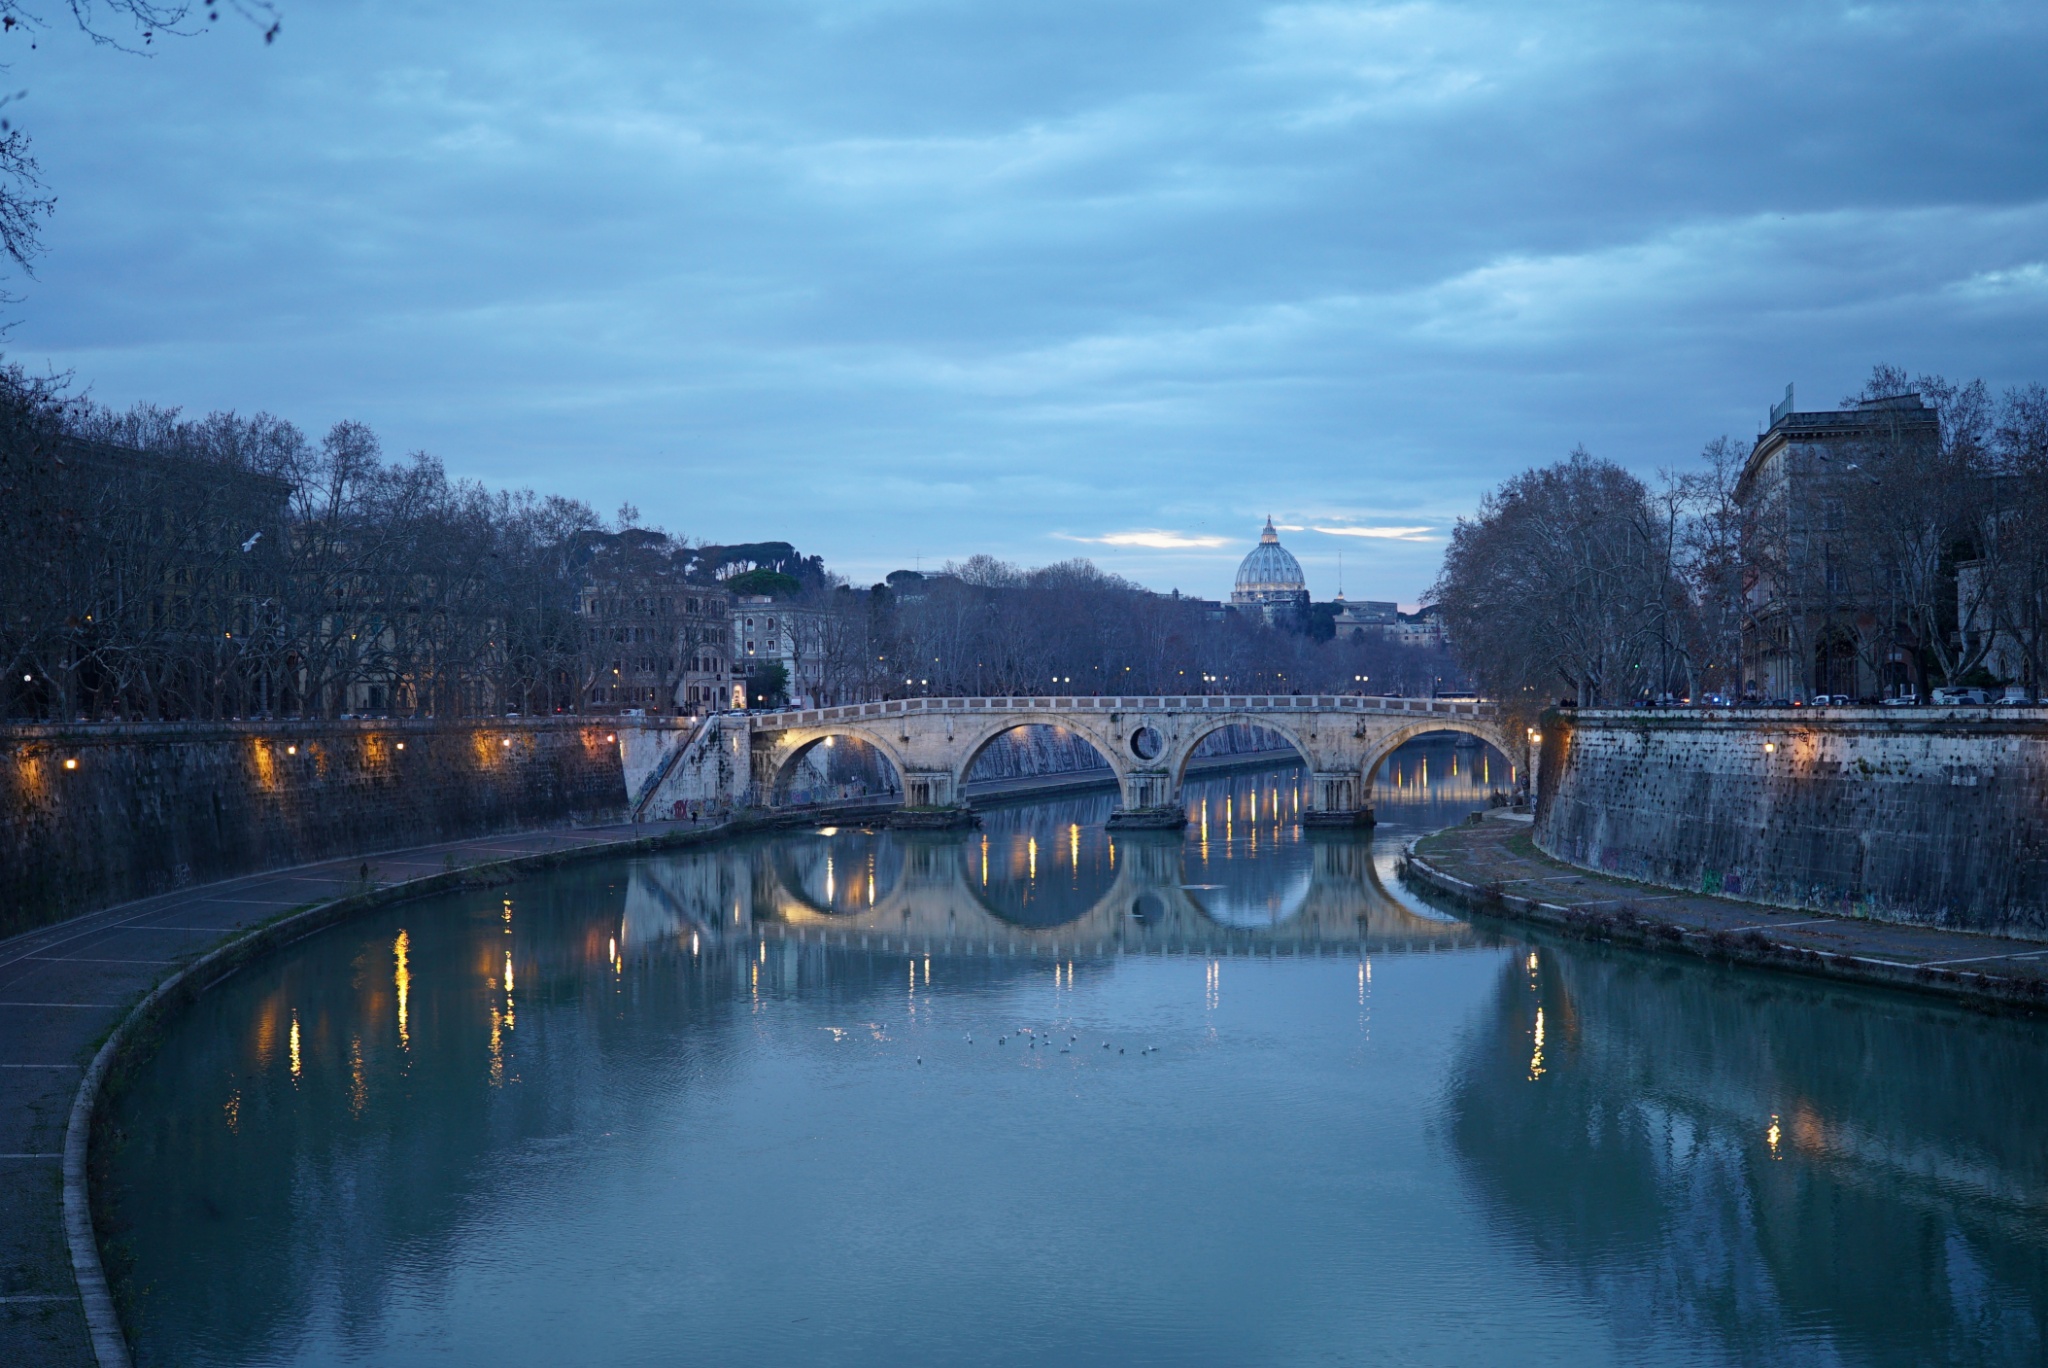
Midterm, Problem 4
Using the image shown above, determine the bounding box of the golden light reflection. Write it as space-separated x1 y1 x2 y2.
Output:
923 955 931 985
981 835 989 886
1528 1008 1546 1081
224 1089 240 1134
1028 837 1038 880
504 950 516 1030
289 1011 301 1082
1767 1114 1783 1159
825 854 836 903
395 930 411 1049
1069 823 1080 869
488 1003 504 1086
1205 959 1220 1011
348 1035 367 1116
867 870 875 906
253 1000 278 1066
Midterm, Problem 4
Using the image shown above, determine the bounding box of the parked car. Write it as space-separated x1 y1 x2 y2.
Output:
1931 687 1992 706
1995 687 2032 706
1881 693 1920 706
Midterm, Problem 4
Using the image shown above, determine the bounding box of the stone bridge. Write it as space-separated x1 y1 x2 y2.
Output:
626 694 1512 827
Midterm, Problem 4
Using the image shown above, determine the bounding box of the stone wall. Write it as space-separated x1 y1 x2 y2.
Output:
1535 708 2048 938
1 719 625 937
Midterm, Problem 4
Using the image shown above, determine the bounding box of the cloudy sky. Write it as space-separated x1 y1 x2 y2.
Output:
12 0 2048 600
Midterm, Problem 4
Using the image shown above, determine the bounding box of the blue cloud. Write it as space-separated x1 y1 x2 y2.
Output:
13 0 2048 599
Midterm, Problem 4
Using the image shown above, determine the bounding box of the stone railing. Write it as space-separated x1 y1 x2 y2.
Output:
749 694 1494 731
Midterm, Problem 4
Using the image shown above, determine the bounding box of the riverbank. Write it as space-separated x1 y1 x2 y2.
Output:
1403 813 2048 1015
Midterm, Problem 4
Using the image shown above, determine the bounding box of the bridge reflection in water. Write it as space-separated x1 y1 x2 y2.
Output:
622 759 1489 962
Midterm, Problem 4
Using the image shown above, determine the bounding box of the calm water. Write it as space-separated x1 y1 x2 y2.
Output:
105 740 2048 1366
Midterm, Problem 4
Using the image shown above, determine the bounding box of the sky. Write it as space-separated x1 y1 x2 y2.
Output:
9 0 2048 604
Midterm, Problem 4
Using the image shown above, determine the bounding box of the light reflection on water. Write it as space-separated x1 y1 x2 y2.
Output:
103 739 2048 1367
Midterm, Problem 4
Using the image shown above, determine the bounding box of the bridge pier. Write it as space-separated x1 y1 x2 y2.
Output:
1303 771 1375 828
1107 769 1188 830
893 768 978 828
901 769 957 808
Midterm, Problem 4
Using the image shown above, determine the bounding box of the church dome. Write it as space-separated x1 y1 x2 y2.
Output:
1233 518 1307 597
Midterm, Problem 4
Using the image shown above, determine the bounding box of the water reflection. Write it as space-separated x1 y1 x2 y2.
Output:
1450 946 2048 1363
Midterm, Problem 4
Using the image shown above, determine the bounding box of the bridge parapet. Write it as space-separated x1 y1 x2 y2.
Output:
749 693 1497 732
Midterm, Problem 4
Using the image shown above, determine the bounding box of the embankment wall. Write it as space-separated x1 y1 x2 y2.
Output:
1 718 624 936
1535 709 2048 938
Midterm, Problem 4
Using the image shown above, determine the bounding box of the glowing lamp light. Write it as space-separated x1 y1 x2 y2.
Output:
286 745 297 755
502 738 512 748
395 742 405 750
63 758 78 770
1764 742 1777 753
606 733 616 743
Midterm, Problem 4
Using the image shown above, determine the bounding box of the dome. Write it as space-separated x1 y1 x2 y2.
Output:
1233 518 1307 597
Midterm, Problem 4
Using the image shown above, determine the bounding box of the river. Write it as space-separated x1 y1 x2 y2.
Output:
101 738 2048 1366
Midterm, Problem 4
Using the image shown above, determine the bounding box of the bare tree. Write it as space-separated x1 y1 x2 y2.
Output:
1433 448 1674 711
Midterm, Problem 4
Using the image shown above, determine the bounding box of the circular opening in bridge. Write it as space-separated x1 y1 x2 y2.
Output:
1128 726 1164 760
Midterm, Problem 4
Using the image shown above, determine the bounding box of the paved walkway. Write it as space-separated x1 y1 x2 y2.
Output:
0 818 704 1367
1410 815 2048 1001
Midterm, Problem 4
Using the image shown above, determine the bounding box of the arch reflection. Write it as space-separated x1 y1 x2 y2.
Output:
621 766 1478 955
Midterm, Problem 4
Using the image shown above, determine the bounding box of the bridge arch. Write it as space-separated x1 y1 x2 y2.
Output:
951 716 1130 802
1167 715 1315 791
1357 719 1517 800
763 726 911 807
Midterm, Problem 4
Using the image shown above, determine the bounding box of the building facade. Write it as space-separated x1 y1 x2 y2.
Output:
732 595 826 708
1734 386 1940 701
576 530 731 714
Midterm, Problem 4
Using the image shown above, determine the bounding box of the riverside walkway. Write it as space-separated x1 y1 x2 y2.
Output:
0 817 711 1367
1406 814 2048 1009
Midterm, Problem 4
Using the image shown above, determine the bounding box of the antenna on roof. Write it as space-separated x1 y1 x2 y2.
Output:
1770 382 1795 427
